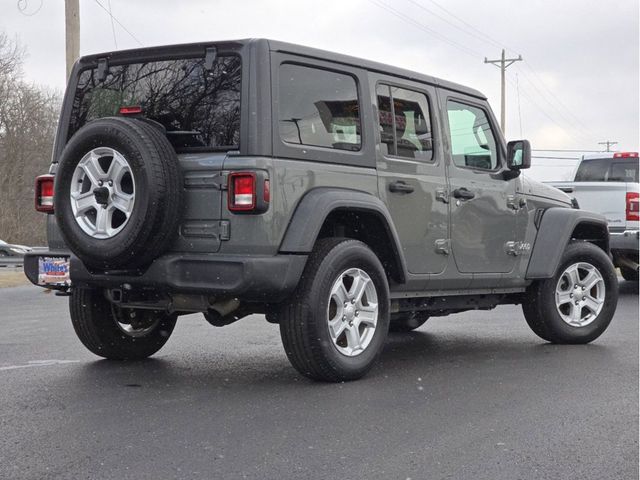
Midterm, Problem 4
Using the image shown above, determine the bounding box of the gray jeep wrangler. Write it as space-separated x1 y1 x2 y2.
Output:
25 39 618 382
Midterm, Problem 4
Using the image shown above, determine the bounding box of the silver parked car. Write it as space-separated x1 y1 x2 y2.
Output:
0 239 32 257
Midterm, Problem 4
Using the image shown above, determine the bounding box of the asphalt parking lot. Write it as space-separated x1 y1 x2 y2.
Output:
0 279 637 480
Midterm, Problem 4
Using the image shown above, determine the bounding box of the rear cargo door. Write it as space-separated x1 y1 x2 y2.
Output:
61 45 244 254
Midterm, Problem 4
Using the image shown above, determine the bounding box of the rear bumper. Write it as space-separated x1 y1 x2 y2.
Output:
24 251 307 303
609 230 639 253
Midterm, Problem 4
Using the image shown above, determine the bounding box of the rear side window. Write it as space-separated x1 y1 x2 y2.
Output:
278 64 361 151
447 100 498 170
69 55 242 151
376 84 434 161
574 159 610 181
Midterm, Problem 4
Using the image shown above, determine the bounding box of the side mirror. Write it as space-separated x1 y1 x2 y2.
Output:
507 139 531 170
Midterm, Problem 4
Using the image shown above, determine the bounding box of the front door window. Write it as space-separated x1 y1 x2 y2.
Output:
447 101 498 171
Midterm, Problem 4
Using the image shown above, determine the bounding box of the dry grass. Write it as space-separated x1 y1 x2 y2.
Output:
0 270 29 288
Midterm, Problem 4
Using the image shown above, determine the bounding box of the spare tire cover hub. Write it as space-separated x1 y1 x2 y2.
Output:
70 147 136 239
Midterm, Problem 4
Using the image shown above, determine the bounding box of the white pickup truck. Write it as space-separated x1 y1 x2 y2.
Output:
547 152 639 281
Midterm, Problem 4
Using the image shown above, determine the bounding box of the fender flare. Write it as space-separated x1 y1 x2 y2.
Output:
526 207 610 279
279 187 408 283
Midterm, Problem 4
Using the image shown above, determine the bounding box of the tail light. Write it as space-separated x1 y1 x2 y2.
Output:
626 192 639 222
228 172 256 211
35 174 55 213
227 171 270 213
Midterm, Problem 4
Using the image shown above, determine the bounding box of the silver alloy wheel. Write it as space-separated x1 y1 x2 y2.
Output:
70 147 136 239
112 306 160 338
327 268 379 357
555 262 605 327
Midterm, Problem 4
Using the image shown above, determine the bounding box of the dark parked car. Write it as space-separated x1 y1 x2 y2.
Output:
25 39 618 381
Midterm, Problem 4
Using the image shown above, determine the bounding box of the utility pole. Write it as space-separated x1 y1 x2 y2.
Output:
484 49 522 135
598 140 618 152
65 0 80 80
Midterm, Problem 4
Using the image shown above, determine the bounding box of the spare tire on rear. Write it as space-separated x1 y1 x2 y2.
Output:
54 117 183 270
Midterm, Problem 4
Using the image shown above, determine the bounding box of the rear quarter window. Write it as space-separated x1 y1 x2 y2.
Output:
277 63 361 151
68 55 242 152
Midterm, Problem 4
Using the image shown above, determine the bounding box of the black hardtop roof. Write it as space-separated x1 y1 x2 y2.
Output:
77 38 486 100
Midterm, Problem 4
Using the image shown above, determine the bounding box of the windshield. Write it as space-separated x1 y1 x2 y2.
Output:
68 55 242 152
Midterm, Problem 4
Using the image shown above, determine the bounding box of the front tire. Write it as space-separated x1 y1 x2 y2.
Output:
70 288 177 360
523 241 618 344
279 238 390 382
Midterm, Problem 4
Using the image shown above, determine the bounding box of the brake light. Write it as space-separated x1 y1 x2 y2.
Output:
626 192 639 222
35 174 54 213
613 152 639 158
228 172 256 211
119 105 142 115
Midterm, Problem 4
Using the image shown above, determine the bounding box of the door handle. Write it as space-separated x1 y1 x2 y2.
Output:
389 181 415 194
452 188 475 200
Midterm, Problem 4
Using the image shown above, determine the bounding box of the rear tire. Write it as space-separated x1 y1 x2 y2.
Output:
522 241 618 344
279 238 390 382
620 267 639 282
70 288 177 360
389 311 429 332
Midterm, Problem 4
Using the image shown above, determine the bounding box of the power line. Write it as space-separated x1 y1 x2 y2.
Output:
92 0 142 46
506 76 592 146
509 70 598 141
107 0 118 49
366 0 482 59
515 63 601 138
516 73 523 137
423 0 505 51
506 74 594 145
532 156 583 160
371 0 604 147
532 149 601 152
403 0 504 50
409 0 604 140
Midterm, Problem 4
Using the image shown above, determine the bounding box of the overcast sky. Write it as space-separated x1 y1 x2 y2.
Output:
2 0 639 156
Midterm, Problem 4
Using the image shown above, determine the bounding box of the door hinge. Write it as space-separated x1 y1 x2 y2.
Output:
219 220 230 241
435 239 450 255
435 188 449 204
507 195 527 211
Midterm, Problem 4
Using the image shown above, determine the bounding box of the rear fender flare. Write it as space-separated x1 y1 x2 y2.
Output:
279 188 408 283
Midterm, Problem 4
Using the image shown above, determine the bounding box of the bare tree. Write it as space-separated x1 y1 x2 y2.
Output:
0 32 60 245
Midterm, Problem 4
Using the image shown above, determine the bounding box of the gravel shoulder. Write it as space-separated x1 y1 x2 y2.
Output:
0 269 29 288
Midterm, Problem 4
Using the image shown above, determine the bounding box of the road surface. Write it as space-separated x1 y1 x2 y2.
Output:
1 281 637 480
